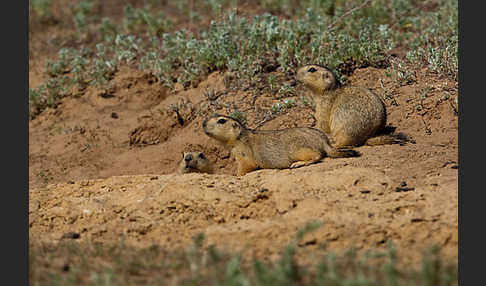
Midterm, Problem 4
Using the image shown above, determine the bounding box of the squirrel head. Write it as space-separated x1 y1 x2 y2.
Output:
296 64 340 94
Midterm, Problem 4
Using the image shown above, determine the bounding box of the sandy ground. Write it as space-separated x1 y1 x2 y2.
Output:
29 64 458 266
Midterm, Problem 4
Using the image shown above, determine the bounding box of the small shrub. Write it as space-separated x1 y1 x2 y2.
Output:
46 48 77 77
71 0 97 40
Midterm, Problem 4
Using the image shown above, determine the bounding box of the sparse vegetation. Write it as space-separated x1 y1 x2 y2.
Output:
404 0 458 80
30 224 457 286
29 0 457 118
122 4 172 37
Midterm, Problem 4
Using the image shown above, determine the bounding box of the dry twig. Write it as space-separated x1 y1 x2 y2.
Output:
328 0 374 30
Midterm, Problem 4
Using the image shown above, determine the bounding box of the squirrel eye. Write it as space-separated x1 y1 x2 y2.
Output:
307 67 317 73
198 153 206 159
217 118 227 124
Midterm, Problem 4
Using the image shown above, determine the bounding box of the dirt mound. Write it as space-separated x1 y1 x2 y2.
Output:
29 162 457 266
29 63 458 267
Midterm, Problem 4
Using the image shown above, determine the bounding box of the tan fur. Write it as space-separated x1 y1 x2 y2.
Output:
202 114 360 176
296 64 407 147
177 151 214 174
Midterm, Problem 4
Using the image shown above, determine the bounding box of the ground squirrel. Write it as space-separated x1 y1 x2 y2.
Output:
202 114 360 176
296 64 408 148
177 151 214 174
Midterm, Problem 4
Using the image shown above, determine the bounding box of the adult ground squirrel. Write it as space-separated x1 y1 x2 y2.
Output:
296 64 408 148
177 151 214 174
202 114 360 176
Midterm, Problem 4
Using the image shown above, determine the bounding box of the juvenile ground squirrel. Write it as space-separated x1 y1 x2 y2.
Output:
296 64 408 148
202 114 360 176
176 151 214 174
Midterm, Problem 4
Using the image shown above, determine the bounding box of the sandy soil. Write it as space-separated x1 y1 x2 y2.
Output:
29 64 458 266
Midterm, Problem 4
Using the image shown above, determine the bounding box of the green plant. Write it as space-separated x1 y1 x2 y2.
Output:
30 0 53 23
270 102 283 114
139 51 174 88
404 0 458 80
207 0 225 15
70 48 90 85
98 17 118 43
267 74 278 92
123 4 172 37
391 60 415 86
113 34 142 65
29 86 46 114
298 96 313 108
91 43 117 86
71 0 97 40
229 110 247 125
277 83 295 98
271 98 297 114
46 48 75 77
90 269 116 286
29 76 72 118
